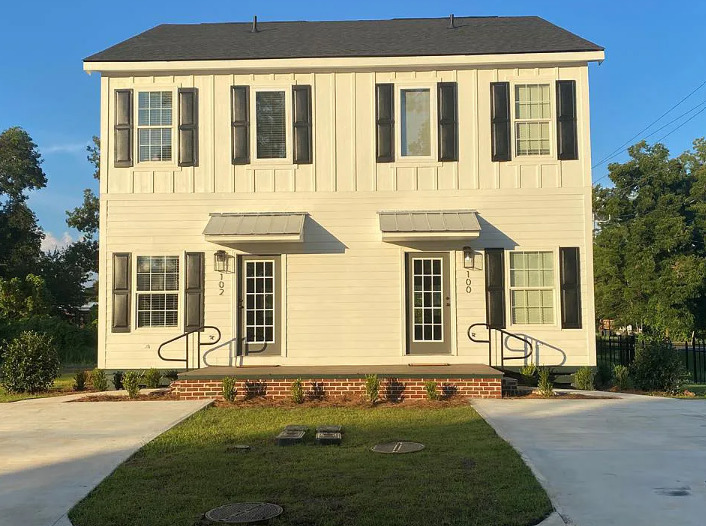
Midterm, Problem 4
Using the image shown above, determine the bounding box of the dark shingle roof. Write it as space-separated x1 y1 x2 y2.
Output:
84 16 603 63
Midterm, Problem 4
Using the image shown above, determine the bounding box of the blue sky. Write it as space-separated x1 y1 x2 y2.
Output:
1 0 705 248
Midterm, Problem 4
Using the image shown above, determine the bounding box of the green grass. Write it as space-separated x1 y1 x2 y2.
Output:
0 371 77 402
70 404 552 526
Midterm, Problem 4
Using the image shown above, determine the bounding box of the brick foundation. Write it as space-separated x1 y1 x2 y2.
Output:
170 376 502 401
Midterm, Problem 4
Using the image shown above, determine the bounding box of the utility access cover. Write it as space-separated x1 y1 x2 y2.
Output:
205 502 283 523
371 441 425 454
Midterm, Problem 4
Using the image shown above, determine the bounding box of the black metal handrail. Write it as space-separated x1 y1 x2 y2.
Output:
157 325 222 371
468 322 533 368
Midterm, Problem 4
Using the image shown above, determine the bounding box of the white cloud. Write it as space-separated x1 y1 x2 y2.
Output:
41 231 75 252
40 142 89 155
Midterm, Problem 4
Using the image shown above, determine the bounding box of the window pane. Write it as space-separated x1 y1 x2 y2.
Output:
509 251 554 325
401 89 431 157
256 91 286 159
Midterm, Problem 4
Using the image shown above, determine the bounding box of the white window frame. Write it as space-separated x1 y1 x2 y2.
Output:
135 89 177 166
395 83 437 162
243 259 277 345
507 249 558 328
511 82 554 160
411 256 445 343
251 87 293 165
133 254 183 331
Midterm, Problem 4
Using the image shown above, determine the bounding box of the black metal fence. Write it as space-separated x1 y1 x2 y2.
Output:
596 335 706 383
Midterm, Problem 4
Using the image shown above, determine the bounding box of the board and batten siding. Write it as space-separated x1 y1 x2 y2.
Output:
96 63 596 369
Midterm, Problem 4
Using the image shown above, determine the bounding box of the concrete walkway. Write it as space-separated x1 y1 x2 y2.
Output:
0 393 210 526
473 393 706 526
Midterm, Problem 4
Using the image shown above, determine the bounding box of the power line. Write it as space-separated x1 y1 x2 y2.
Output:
592 79 706 169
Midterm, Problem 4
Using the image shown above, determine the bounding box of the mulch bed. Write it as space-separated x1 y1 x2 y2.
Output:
71 390 178 402
213 395 470 409
507 391 617 400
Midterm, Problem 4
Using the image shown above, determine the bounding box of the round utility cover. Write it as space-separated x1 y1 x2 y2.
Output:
371 441 425 454
205 502 283 523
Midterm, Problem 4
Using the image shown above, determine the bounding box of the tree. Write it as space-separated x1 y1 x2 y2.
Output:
0 127 46 201
0 200 43 278
593 139 706 339
0 274 51 320
39 247 90 313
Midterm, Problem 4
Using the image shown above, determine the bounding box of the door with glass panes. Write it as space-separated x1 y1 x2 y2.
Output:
406 253 451 354
239 256 281 356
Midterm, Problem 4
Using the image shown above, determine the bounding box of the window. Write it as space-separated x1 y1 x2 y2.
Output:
514 84 551 156
245 260 276 343
412 258 443 341
256 91 286 159
136 256 179 327
401 88 431 157
509 251 555 325
137 91 173 162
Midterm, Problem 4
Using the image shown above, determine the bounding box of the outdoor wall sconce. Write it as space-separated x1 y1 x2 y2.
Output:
463 246 475 269
214 250 229 273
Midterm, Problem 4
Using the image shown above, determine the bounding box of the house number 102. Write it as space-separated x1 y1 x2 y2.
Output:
218 273 225 295
465 271 472 294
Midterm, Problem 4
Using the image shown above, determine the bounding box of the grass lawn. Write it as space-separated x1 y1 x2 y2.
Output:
0 371 75 402
70 403 552 526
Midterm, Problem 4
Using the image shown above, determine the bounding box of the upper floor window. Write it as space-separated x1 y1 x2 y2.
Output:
514 84 551 156
509 251 555 325
137 91 173 162
400 88 432 157
256 91 286 159
136 255 179 328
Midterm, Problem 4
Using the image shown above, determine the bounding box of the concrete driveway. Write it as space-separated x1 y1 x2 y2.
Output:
0 393 210 526
473 393 706 526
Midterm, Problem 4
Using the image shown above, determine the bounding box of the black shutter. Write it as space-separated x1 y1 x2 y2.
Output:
114 90 133 167
438 82 458 162
112 253 131 333
375 83 394 162
490 82 511 162
556 80 578 160
184 252 205 332
485 249 506 329
231 86 250 164
292 85 313 164
560 247 582 329
178 88 198 167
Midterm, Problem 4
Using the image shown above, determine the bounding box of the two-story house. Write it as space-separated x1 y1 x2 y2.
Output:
83 16 604 398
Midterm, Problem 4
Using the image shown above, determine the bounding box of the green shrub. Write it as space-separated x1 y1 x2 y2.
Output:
424 380 439 401
123 371 142 399
221 377 237 402
291 378 304 404
144 368 162 388
364 374 380 404
163 370 179 382
91 368 108 391
74 370 87 391
630 339 690 394
519 363 538 386
613 365 631 391
573 367 595 390
0 331 60 393
112 370 124 390
595 362 613 389
537 367 554 397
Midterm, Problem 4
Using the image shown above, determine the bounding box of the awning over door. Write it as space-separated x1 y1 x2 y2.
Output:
203 212 307 243
378 210 481 241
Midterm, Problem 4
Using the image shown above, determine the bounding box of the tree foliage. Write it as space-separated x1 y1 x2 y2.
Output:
0 126 46 201
0 274 51 320
594 139 706 339
0 199 43 278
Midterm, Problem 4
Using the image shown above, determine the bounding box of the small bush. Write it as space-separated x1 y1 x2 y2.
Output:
91 368 108 391
537 367 554 397
123 371 142 399
0 331 60 393
163 370 179 382
291 378 304 404
112 370 124 390
630 339 690 394
144 368 162 389
222 377 237 402
519 363 538 386
364 374 380 404
595 362 613 389
573 367 595 391
424 380 439 401
613 365 631 391
74 370 87 391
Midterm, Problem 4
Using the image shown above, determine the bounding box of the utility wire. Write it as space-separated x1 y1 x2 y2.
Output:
592 79 706 169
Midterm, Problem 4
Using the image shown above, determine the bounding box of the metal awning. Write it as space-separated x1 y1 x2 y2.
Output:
378 210 481 241
203 212 307 243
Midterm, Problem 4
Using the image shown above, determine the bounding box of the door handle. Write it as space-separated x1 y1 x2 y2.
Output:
445 296 450 307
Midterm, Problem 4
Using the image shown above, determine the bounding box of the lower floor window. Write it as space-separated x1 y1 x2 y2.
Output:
136 255 179 328
509 251 555 325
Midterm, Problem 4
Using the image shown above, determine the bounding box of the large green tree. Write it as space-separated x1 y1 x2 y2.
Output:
594 139 706 339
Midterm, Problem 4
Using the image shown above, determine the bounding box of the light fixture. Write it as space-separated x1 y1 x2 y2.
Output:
214 250 228 273
463 246 475 269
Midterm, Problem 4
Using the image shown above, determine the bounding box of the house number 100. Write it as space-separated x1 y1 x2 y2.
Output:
218 273 225 295
465 271 472 294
